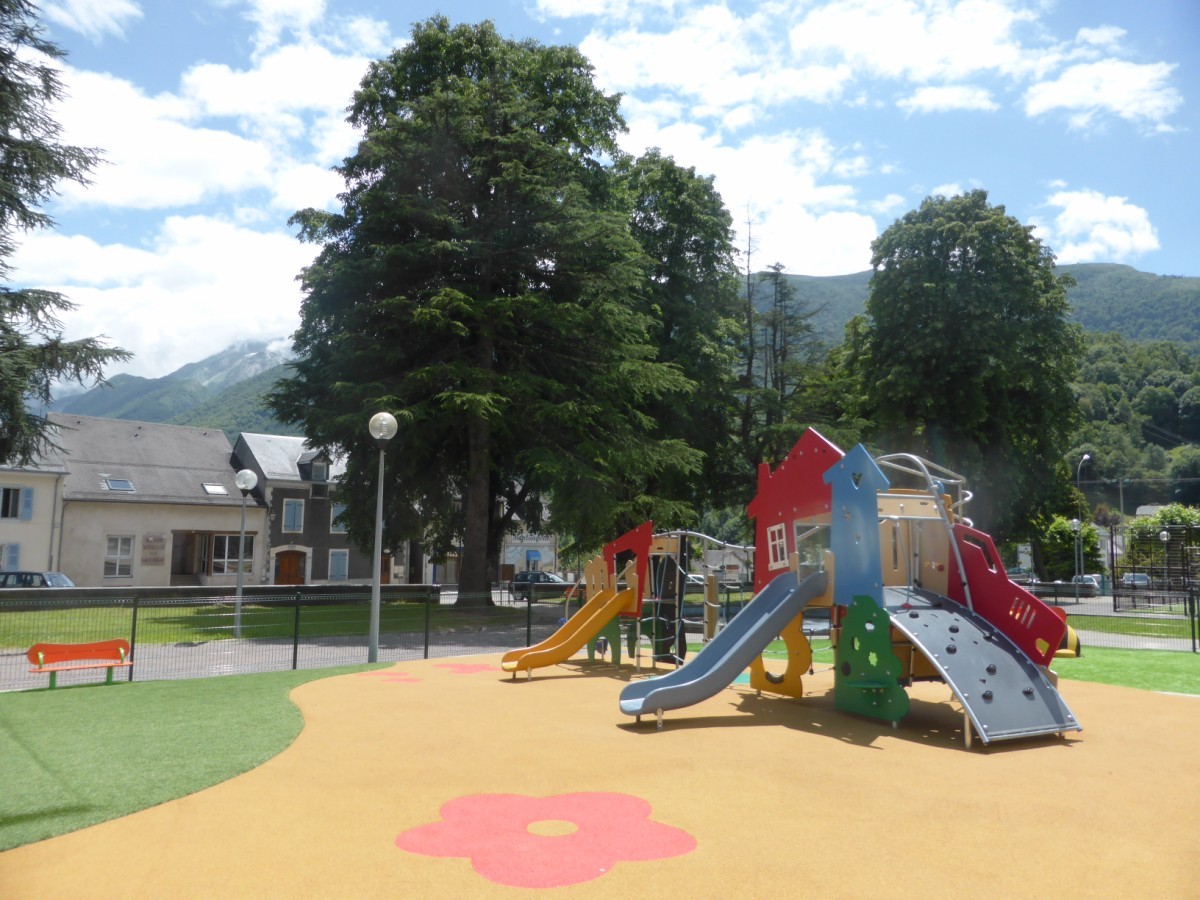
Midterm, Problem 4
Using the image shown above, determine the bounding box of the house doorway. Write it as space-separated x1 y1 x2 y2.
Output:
275 550 305 585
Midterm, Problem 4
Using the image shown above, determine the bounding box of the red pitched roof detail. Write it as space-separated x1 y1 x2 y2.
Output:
746 429 844 593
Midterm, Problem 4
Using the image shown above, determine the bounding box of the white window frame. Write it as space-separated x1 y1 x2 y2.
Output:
0 486 31 520
766 522 788 570
329 549 349 581
104 535 134 578
282 498 305 533
211 534 254 575
330 503 348 534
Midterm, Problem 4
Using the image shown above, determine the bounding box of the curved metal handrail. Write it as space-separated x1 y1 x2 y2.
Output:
873 452 974 611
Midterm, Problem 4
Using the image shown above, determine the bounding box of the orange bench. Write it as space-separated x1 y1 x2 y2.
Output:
27 639 133 689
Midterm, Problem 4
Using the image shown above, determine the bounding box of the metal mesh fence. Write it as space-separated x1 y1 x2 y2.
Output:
3 579 1194 692
1 585 564 692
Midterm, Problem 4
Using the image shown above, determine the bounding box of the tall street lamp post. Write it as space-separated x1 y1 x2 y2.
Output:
1075 453 1091 602
234 468 258 638
368 412 399 663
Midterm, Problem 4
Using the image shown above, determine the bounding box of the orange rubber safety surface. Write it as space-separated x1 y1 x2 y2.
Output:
2 654 1198 898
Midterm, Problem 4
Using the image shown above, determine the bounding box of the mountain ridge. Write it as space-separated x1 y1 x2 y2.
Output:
50 263 1199 436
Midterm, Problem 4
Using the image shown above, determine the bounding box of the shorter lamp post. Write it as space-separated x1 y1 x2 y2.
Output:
1070 518 1082 603
368 411 399 663
234 468 258 638
1159 529 1171 596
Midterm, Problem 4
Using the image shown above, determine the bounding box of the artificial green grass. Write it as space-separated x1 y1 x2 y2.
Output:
0 663 383 851
1050 646 1200 695
699 639 1200 695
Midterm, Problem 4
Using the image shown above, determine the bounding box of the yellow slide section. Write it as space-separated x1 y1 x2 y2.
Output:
501 586 634 677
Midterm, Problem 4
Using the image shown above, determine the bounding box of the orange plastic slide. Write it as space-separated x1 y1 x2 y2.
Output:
501 586 635 678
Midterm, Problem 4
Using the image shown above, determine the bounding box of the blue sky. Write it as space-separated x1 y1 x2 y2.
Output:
14 0 1198 379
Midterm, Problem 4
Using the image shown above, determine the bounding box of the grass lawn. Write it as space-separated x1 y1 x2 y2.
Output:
0 601 525 647
0 663 384 851
1070 614 1193 640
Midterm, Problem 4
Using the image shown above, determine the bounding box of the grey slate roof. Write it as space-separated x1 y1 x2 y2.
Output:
237 432 346 482
47 413 245 507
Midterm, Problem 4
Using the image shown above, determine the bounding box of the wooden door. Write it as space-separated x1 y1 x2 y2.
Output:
275 550 305 585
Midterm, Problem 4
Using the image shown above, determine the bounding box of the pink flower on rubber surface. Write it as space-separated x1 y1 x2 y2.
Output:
395 791 695 888
358 670 421 683
433 663 493 675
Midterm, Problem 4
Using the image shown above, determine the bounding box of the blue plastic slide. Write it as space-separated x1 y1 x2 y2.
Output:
619 570 828 722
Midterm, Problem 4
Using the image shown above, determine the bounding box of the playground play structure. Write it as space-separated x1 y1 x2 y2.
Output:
502 429 1082 748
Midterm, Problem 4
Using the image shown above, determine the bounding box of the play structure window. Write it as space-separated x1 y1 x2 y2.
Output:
766 523 787 570
793 521 828 571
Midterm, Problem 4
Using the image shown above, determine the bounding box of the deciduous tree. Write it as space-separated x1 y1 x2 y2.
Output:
851 190 1083 538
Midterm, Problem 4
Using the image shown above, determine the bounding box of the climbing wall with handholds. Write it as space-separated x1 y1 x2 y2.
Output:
834 595 910 724
888 592 1081 744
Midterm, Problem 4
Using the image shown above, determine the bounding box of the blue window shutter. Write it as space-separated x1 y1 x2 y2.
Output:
19 488 33 521
330 551 348 580
5 544 19 569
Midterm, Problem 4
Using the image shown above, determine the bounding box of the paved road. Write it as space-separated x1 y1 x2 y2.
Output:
2 603 567 693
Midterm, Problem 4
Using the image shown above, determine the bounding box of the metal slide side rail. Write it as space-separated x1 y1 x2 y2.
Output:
874 452 975 613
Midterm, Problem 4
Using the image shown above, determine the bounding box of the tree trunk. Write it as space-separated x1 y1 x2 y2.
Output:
457 408 494 604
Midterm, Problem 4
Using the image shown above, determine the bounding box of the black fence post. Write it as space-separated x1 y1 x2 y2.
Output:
292 592 302 670
128 597 139 682
423 588 433 659
1188 584 1198 654
525 591 532 647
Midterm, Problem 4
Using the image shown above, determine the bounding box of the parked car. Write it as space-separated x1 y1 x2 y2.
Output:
0 571 76 588
1071 574 1101 595
509 570 567 601
1121 573 1151 589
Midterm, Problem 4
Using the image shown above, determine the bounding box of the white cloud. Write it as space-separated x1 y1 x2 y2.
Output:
13 217 317 378
1024 60 1181 129
1075 26 1125 50
180 42 368 124
582 6 853 117
788 0 1040 84
54 69 275 210
931 183 964 198
534 0 678 21
1038 188 1159 263
225 0 327 54
898 85 999 114
869 194 907 216
42 0 143 41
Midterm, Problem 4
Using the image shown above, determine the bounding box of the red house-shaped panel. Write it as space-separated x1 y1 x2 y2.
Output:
746 429 844 593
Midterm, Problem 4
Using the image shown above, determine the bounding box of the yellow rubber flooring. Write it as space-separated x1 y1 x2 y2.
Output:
2 653 1198 898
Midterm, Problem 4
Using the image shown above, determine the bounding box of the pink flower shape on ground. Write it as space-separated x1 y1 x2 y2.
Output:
433 663 493 675
358 670 421 683
396 792 695 888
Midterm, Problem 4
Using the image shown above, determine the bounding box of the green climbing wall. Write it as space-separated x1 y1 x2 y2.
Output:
834 595 909 724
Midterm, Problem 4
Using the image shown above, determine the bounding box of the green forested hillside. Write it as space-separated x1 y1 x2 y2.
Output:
1059 264 1199 343
168 366 301 441
784 264 1199 346
55 373 213 421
